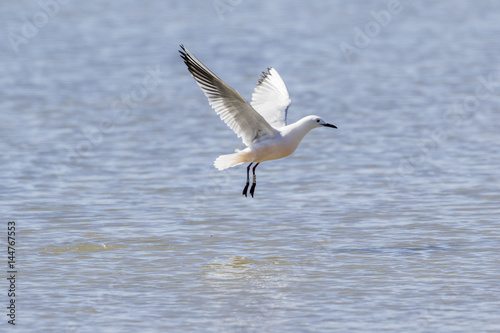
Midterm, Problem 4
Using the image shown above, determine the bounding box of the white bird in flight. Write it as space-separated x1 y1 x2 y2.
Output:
179 45 337 198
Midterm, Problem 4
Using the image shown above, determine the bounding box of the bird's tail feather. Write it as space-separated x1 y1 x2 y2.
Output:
214 152 246 170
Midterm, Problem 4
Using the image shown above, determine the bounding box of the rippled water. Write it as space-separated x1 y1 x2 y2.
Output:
2 0 500 332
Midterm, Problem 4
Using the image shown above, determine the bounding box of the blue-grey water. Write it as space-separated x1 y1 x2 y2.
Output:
2 0 500 332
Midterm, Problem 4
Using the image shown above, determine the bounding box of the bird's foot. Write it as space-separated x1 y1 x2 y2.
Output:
242 181 250 197
250 175 257 198
249 183 256 197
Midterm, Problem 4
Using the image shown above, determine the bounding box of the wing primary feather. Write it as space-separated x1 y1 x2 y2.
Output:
251 67 291 129
179 45 277 146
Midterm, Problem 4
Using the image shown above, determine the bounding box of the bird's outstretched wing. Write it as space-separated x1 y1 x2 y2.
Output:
251 68 291 129
179 45 278 146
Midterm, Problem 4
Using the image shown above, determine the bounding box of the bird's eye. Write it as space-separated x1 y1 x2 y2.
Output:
316 119 320 123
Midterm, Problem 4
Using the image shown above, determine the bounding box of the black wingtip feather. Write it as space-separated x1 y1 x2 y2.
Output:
179 44 189 64
257 68 273 85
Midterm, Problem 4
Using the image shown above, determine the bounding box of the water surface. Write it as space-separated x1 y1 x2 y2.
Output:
2 0 500 332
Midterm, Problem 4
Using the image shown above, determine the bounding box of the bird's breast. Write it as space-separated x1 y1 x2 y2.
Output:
251 136 300 162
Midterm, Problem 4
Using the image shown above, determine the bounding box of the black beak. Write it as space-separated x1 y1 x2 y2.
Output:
323 123 337 129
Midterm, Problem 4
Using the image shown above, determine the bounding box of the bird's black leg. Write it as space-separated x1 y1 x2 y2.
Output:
249 163 260 198
242 163 253 197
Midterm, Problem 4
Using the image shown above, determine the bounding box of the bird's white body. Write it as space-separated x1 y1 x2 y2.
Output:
179 45 336 196
214 115 327 170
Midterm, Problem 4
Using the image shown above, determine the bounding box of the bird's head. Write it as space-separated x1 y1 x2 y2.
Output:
307 115 337 129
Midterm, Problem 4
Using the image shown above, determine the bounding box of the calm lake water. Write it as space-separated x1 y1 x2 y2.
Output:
2 0 500 332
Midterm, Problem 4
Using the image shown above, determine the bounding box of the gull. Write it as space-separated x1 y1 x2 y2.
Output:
179 45 337 198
